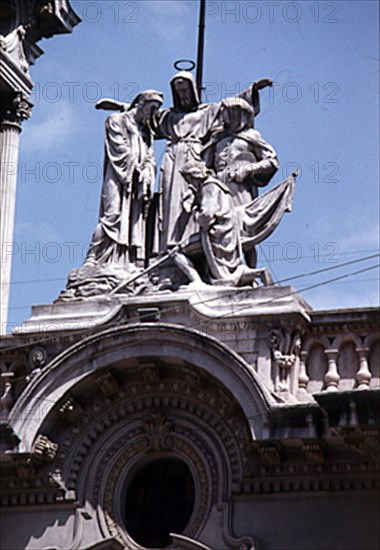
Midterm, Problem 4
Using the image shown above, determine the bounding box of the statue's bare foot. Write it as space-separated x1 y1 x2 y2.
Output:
238 267 273 287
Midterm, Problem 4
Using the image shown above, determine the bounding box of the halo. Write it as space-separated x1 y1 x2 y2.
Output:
173 59 196 72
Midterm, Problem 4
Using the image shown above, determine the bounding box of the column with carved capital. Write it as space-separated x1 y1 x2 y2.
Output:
0 1 80 333
0 94 31 331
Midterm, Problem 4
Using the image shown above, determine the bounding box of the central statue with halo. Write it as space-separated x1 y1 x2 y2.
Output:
59 71 295 301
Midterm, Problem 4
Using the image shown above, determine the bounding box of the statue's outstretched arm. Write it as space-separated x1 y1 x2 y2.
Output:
252 78 273 91
236 78 273 117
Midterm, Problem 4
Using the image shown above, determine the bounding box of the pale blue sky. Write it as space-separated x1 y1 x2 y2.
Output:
6 0 380 330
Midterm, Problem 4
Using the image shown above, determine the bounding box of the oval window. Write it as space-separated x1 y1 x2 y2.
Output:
124 458 195 548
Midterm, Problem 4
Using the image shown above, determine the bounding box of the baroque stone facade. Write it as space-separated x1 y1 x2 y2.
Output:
0 0 80 330
1 288 379 549
1 4 379 549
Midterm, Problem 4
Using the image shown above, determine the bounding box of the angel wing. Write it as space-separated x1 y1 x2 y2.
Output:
95 98 130 112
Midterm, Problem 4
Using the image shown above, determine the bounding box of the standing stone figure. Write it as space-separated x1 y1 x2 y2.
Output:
85 90 163 268
58 90 163 300
203 97 279 268
151 71 272 254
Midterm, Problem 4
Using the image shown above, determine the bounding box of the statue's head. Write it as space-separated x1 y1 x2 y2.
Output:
129 90 163 121
220 97 254 132
171 71 200 111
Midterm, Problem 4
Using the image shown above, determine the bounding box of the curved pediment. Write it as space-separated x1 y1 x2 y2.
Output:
9 323 275 452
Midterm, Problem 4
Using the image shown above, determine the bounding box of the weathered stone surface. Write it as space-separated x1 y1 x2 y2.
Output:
1 300 379 549
0 0 80 332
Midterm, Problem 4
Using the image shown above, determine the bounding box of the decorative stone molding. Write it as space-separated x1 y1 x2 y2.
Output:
219 502 257 550
141 362 160 382
13 455 36 479
59 398 83 425
0 372 14 420
39 360 252 548
297 316 379 397
302 335 330 354
257 444 282 466
98 432 211 548
303 442 324 465
1 312 379 550
9 324 271 449
244 442 283 474
184 367 202 389
32 434 59 462
270 329 301 393
29 346 47 369
0 471 75 506
1 26 29 73
26 346 48 381
59 386 245 498
94 371 120 396
363 333 380 350
142 413 173 452
339 427 380 462
332 333 363 351
241 468 380 495
2 92 33 124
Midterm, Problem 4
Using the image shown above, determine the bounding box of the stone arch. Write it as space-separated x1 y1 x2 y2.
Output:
332 333 362 351
10 323 274 451
9 324 262 549
53 375 250 548
363 333 380 350
303 337 328 393
302 335 330 354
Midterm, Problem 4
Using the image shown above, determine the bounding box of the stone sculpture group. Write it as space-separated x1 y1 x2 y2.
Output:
60 71 295 300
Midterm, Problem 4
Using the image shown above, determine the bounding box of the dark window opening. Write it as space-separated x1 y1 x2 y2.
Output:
124 458 195 548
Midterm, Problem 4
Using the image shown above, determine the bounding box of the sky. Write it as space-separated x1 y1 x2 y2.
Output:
5 0 380 332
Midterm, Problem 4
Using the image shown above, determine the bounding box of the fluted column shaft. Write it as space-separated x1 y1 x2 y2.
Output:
0 119 22 332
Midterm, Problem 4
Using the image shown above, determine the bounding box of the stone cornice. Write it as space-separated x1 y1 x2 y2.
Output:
310 307 380 328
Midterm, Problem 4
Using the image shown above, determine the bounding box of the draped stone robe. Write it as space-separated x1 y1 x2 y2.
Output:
153 104 220 252
197 175 245 284
89 111 155 264
152 71 262 254
206 128 279 206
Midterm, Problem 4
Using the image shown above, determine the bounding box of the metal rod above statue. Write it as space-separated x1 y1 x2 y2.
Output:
196 0 206 99
173 0 206 98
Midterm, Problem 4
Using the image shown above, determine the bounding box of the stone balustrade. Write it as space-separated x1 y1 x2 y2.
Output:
297 309 379 399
